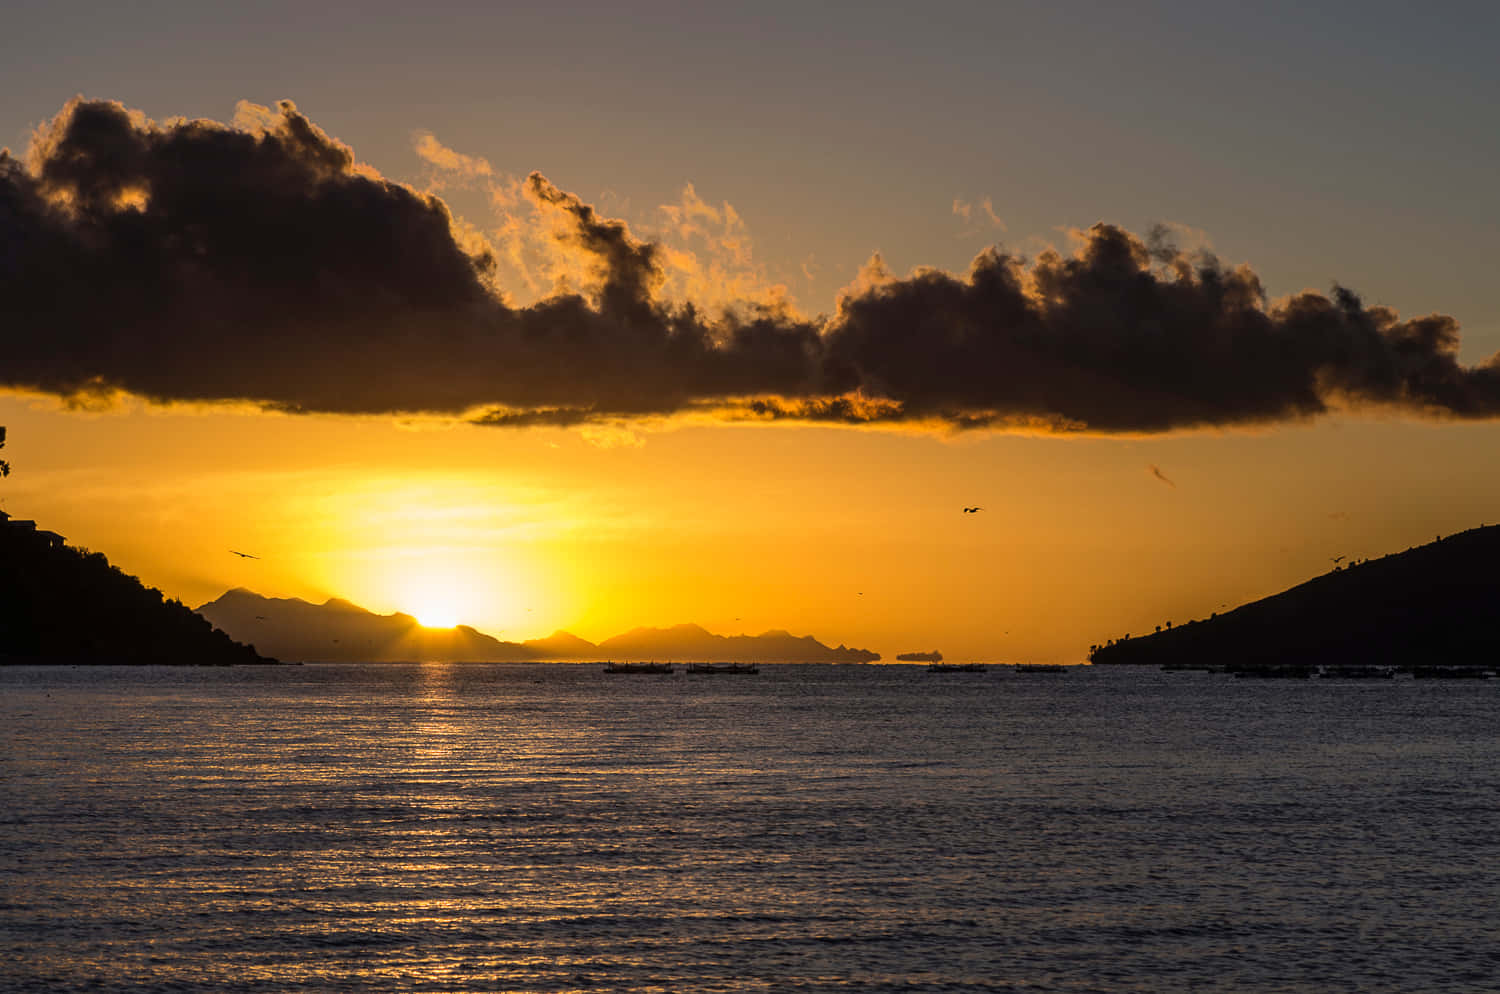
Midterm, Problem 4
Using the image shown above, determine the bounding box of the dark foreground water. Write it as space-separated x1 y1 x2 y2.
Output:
3 663 1499 992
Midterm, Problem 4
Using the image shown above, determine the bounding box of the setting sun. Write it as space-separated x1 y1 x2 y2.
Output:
4 6 1499 991
3 16 1499 670
392 566 491 631
411 603 458 629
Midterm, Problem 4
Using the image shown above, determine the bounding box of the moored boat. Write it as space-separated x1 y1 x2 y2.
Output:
1320 665 1395 679
1405 665 1493 679
686 662 759 674
929 662 986 672
1229 664 1315 678
603 661 674 674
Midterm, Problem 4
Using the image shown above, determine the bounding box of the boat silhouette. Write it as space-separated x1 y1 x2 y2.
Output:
686 662 759 674
602 661 673 674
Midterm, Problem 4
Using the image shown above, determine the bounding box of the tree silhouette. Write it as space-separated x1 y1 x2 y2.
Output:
0 426 9 478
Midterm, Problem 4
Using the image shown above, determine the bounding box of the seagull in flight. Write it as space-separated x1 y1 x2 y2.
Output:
229 549 260 559
962 506 983 513
1330 555 1345 563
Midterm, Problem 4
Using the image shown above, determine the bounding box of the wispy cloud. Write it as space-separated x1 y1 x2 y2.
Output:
5 97 1500 436
413 131 493 179
953 196 1006 232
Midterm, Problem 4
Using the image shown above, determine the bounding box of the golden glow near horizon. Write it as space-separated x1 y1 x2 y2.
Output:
4 391 1497 663
3 6 1500 665
393 569 481 630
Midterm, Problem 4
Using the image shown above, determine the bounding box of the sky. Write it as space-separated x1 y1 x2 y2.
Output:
2 1 1498 661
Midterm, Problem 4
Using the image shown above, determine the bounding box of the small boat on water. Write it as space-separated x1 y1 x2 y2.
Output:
1230 664 1315 679
686 662 759 675
929 662 986 672
1320 665 1395 679
602 661 673 674
1013 663 1066 673
1406 665 1494 679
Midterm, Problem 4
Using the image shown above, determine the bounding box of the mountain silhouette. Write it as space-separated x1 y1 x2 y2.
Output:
197 589 538 662
0 517 270 665
522 630 599 658
197 592 880 663
597 622 879 662
1089 524 1500 669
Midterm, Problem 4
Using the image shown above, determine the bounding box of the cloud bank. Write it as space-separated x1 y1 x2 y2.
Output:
4 97 1499 434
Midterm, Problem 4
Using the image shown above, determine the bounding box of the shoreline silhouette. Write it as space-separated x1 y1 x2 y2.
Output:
1090 524 1500 670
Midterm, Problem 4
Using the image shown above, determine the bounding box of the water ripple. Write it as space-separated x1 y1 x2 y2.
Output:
3 663 1499 991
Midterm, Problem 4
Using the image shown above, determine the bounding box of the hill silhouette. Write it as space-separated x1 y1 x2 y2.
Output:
523 630 598 658
597 623 880 662
198 592 881 663
198 589 538 662
0 517 271 665
1089 524 1500 668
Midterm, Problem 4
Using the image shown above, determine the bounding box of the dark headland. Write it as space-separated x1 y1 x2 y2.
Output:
0 514 273 665
1089 524 1500 669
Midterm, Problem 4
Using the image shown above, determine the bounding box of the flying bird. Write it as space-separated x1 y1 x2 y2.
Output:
962 506 983 513
229 549 259 559
1148 465 1176 488
1331 555 1345 563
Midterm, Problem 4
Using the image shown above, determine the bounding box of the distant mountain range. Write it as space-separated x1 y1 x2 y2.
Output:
1088 524 1500 668
596 623 878 663
196 589 881 663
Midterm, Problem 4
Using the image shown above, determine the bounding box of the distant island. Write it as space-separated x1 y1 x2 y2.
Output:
1089 524 1500 669
0 513 272 665
197 590 881 664
896 650 943 662
196 590 536 663
596 623 879 664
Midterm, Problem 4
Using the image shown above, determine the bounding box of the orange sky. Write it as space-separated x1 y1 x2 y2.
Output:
4 6 1499 662
4 390 1493 663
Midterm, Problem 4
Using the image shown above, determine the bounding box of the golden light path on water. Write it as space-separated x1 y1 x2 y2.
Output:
4 662 1500 991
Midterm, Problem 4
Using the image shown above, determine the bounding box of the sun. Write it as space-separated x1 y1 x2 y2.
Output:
397 570 482 630
411 602 460 629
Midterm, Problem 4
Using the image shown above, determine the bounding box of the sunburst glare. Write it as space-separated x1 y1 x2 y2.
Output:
396 566 490 630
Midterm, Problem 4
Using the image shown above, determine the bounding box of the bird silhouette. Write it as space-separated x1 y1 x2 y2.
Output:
962 506 983 513
1330 555 1345 563
229 549 259 559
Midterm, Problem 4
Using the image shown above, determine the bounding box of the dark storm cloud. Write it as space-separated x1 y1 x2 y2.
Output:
0 98 827 420
4 97 1500 433
3 98 498 413
819 226 1500 432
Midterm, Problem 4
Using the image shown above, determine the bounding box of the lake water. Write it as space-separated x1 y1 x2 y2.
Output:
3 663 1499 992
